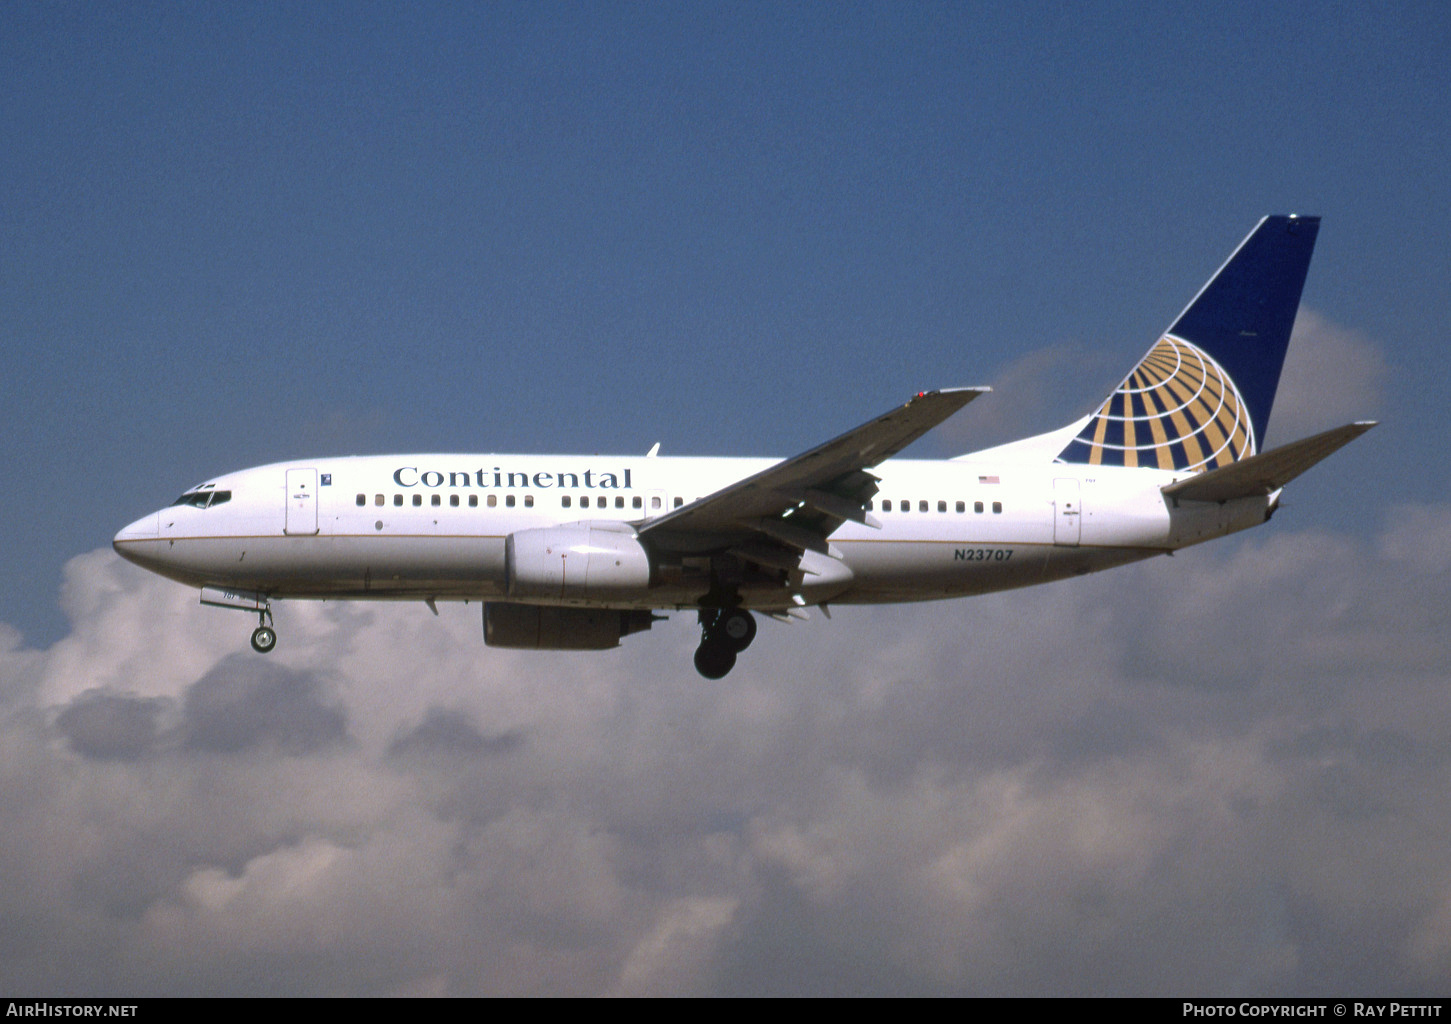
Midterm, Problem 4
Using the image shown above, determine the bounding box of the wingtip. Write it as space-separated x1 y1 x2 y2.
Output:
911 385 991 402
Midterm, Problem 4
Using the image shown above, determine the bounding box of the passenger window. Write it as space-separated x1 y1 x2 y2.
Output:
450 494 459 507
413 494 423 507
633 496 643 509
356 494 366 507
562 496 572 508
394 495 403 507
974 501 984 513
524 495 534 508
937 500 946 513
469 495 478 508
956 500 965 513
431 494 441 507
598 496 608 509
506 495 515 508
992 501 1002 514
674 497 683 508
487 495 497 508
866 500 874 511
615 496 624 509
375 494 384 506
652 496 662 509
920 500 928 513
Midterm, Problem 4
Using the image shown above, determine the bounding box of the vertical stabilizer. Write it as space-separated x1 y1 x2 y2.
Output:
1057 215 1319 471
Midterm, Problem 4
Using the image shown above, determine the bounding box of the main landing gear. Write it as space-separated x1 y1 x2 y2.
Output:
694 607 757 679
250 606 277 654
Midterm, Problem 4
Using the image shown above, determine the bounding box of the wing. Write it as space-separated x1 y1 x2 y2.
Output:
638 388 988 566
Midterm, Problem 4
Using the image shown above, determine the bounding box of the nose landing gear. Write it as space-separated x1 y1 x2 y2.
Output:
250 607 277 653
200 586 279 654
694 607 757 679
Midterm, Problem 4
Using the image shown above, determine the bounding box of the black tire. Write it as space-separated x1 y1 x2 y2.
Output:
719 608 757 652
693 641 736 679
250 626 277 653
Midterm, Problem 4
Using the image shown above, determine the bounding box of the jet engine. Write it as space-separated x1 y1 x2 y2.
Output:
505 523 652 601
483 602 656 650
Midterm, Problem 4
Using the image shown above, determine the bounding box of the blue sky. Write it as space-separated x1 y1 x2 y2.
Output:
5 1 1446 642
3 1 1450 996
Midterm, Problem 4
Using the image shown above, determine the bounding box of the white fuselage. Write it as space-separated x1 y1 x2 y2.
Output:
112 452 1272 612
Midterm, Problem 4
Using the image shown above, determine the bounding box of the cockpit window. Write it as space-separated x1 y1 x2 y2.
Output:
171 489 232 509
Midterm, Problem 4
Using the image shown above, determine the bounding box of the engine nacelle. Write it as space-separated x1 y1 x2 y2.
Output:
483 602 656 650
506 524 652 601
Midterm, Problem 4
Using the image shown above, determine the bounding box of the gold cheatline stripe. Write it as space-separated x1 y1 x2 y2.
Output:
1141 385 1175 468
1158 361 1216 424
1201 372 1243 465
1166 400 1205 467
1212 382 1243 442
1080 337 1253 468
1140 344 1179 377
1089 405 1110 464
1187 383 1231 463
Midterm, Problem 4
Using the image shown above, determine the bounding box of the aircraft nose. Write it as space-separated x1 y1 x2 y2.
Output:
113 512 159 551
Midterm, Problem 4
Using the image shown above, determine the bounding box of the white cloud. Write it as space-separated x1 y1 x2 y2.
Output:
2 508 1450 994
614 896 740 996
1270 308 1388 445
921 341 1121 457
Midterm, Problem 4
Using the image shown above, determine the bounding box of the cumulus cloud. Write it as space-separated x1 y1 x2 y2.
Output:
387 706 524 762
1269 308 1388 445
55 689 164 761
2 509 1450 994
922 341 1122 457
182 657 348 755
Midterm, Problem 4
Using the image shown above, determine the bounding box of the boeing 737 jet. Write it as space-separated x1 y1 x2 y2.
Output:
115 216 1374 677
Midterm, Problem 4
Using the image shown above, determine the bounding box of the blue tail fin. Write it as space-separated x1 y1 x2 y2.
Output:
1057 215 1319 471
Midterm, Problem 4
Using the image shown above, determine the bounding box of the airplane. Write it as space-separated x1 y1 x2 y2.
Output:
114 215 1375 678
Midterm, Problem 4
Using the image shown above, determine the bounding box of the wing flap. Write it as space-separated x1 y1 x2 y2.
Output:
799 487 880 527
750 516 834 555
725 540 805 572
1162 421 1377 503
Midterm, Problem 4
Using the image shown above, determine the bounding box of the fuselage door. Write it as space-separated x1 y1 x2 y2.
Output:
1053 477 1081 546
284 468 319 536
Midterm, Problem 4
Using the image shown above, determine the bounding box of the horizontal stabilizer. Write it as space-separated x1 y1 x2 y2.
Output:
1162 421 1377 503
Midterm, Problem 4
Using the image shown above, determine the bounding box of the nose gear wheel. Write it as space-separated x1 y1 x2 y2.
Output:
249 605 277 654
